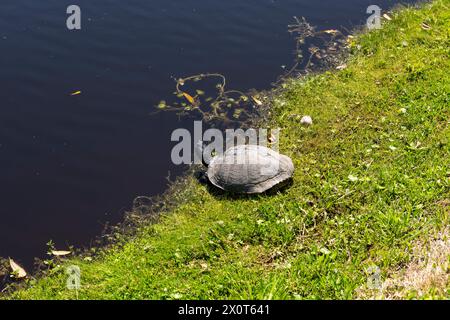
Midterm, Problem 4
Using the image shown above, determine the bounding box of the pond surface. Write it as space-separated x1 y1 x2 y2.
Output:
0 0 415 268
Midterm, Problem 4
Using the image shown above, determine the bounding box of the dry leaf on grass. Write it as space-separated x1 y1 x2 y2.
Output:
51 250 71 256
251 96 263 106
421 22 432 30
9 259 27 278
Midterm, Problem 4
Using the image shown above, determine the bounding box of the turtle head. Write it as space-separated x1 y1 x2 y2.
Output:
194 140 208 167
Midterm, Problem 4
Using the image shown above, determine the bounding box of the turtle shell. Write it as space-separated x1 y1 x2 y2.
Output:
207 145 294 194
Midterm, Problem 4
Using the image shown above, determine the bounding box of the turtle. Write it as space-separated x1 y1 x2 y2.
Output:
198 143 294 194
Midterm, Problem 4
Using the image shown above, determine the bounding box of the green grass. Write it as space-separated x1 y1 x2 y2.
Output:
7 0 450 300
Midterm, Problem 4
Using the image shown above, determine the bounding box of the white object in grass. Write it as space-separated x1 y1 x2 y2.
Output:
300 115 313 125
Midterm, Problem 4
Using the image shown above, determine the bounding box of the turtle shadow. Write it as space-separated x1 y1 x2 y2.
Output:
194 170 294 200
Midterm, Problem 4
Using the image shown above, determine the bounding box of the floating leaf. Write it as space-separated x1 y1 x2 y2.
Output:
157 100 167 109
196 90 205 96
51 250 71 256
9 259 27 278
323 29 339 35
70 91 81 96
182 92 196 105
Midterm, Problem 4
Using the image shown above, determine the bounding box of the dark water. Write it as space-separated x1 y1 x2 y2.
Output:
0 0 415 268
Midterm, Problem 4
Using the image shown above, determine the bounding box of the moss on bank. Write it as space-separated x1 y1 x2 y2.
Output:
7 0 450 299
